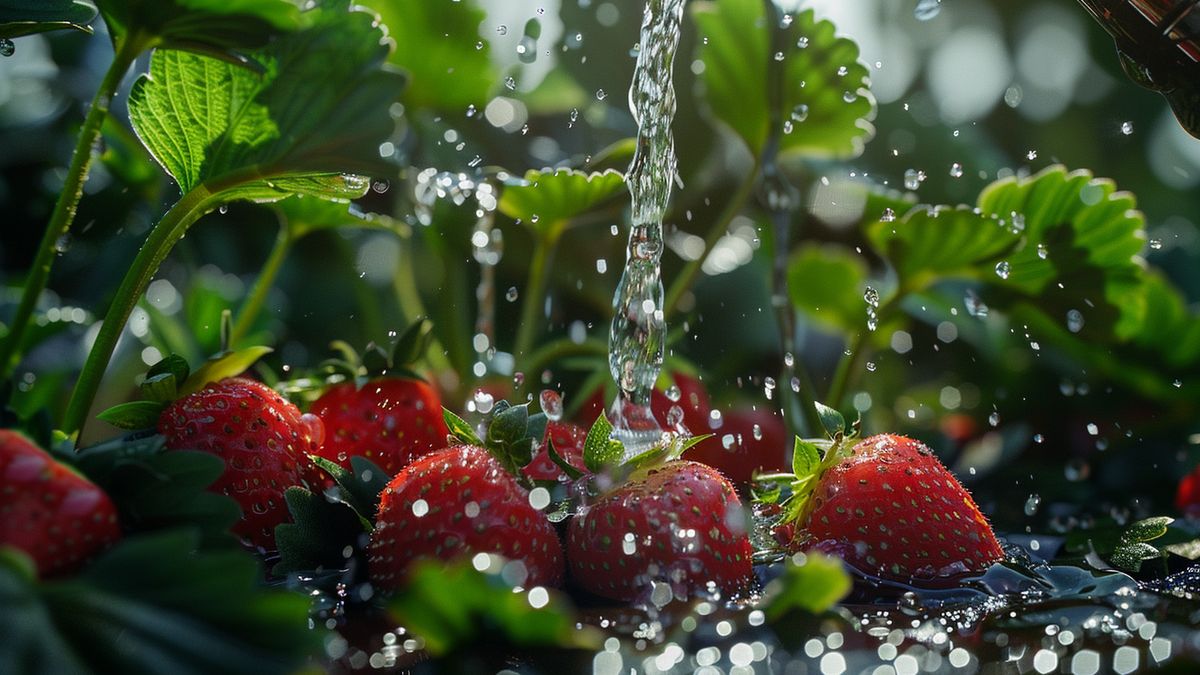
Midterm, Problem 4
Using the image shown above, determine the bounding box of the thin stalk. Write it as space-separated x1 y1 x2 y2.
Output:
513 229 558 363
390 239 451 373
662 160 760 318
826 294 901 410
229 228 291 348
63 187 219 437
0 35 144 380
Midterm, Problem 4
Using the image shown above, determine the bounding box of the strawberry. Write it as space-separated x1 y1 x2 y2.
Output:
1176 466 1200 516
523 421 588 482
567 460 753 602
687 407 788 484
0 429 121 577
368 444 564 591
310 323 449 478
158 377 322 550
311 377 448 478
780 433 1003 584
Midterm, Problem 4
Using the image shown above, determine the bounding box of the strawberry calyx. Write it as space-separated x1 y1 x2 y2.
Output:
320 318 434 385
750 402 862 532
443 400 548 486
96 311 274 431
571 411 713 496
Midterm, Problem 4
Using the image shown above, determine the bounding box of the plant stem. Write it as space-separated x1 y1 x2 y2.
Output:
0 35 143 381
391 239 451 373
513 229 558 364
63 187 219 437
826 294 901 410
662 160 760 319
229 228 291 348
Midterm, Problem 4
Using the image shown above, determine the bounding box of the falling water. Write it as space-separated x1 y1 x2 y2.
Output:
607 0 685 457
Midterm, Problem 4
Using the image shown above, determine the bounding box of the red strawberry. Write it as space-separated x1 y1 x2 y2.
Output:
579 372 722 455
1176 467 1200 516
789 433 1002 583
687 407 788 484
567 460 753 602
0 430 121 577
523 421 588 482
368 445 564 591
158 377 322 550
311 377 449 478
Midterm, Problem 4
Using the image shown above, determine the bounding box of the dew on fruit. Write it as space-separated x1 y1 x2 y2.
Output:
0 39 14 57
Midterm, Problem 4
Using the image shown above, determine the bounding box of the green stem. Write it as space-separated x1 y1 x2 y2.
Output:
0 35 144 381
63 187 219 437
663 160 761 318
513 229 557 363
826 294 902 410
229 228 292 348
391 239 451 373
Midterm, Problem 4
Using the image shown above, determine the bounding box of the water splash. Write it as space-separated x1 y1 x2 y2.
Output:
608 0 685 458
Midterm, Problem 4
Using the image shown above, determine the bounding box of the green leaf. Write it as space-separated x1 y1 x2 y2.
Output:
140 353 190 402
791 438 820 478
544 438 585 481
813 402 845 437
388 557 598 657
693 1 875 159
0 0 97 39
308 454 390 523
443 408 483 447
1122 516 1174 544
273 195 400 240
361 0 496 110
1131 273 1200 367
1 530 319 675
391 319 434 368
273 486 365 575
127 3 404 203
1111 541 1162 573
762 551 851 619
180 346 273 396
867 205 1020 290
787 243 869 332
583 412 624 473
498 168 626 238
96 0 300 61
96 400 165 430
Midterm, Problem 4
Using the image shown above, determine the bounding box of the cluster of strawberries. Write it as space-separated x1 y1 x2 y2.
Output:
2 351 1009 605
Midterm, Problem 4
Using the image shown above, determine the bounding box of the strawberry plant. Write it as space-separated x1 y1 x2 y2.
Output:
5 0 1200 671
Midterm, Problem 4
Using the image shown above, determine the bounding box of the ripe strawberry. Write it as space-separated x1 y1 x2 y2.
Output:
158 377 322 550
1176 466 1200 516
311 376 449 478
0 430 121 577
368 445 564 591
787 433 1002 583
567 460 753 602
687 407 788 484
523 421 588 482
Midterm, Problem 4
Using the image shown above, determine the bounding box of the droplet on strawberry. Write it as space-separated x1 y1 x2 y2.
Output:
567 460 753 602
0 430 121 577
790 433 1003 584
158 377 320 550
368 445 564 592
310 377 449 478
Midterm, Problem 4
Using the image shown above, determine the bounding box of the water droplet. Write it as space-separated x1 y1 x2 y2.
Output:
53 233 72 254
903 168 925 190
1024 493 1041 516
0 39 13 58
475 40 485 50
371 179 390 194
865 361 877 372
596 88 607 100
773 51 785 61
1174 378 1183 388
505 287 519 302
665 385 681 402
988 411 1000 427
496 24 508 35
752 424 763 440
1026 149 1038 160
540 390 563 421
217 205 229 215
863 286 880 308
1066 309 1085 333
836 65 849 77
666 405 685 428
790 104 809 123
1033 433 1044 443
504 76 517 91
949 162 963 178
412 499 430 517
994 261 1011 280
1149 239 1163 250
473 389 495 414
880 207 896 222
568 107 579 128
914 0 941 21
1037 244 1048 259
898 591 923 615
517 35 537 63
841 90 857 103
796 36 809 49
1065 458 1090 482
1120 121 1134 135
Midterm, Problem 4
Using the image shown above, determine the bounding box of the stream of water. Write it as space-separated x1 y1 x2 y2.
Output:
607 0 685 458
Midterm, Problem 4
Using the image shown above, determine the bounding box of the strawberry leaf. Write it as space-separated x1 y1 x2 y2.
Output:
498 168 627 239
141 353 190 402
443 408 483 447
582 413 624 473
693 0 875 160
97 0 300 63
762 551 852 619
96 400 165 431
1123 516 1174 543
1111 542 1162 573
791 438 821 478
0 0 97 39
127 2 403 202
787 244 870 333
390 319 434 369
486 402 536 474
545 438 585 481
308 454 389 525
273 486 365 576
179 346 273 396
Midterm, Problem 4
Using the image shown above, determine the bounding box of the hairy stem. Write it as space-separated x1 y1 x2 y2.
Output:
0 35 143 381
229 228 291 348
63 187 219 437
